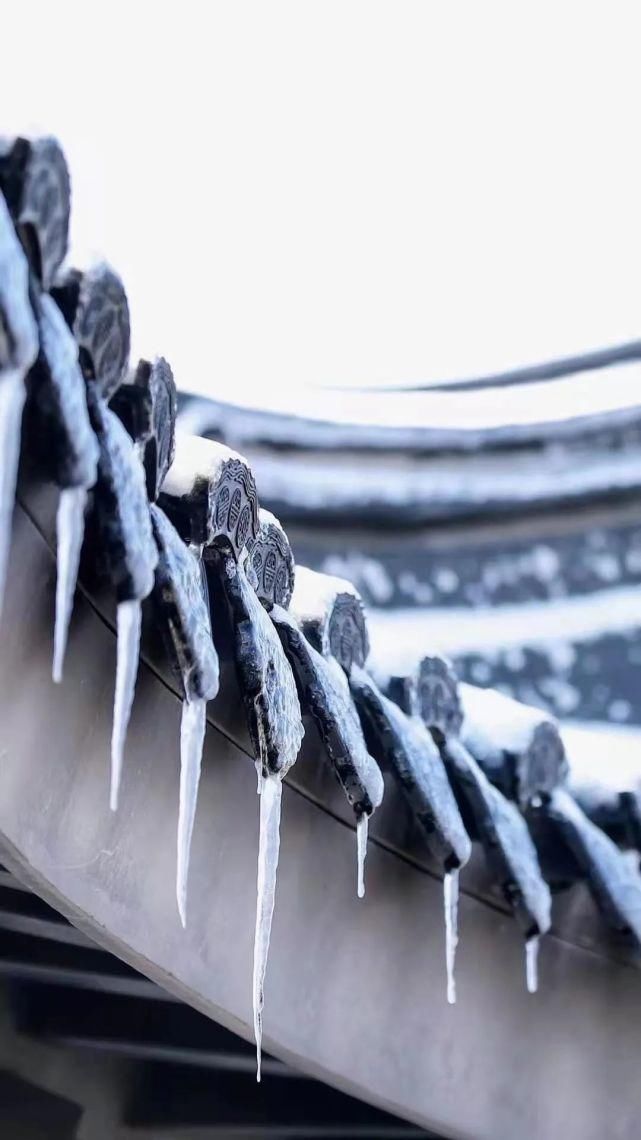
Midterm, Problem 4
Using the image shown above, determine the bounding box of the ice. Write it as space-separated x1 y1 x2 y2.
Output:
52 486 87 683
0 371 26 614
444 868 459 1005
110 599 142 812
176 697 206 927
356 813 368 899
525 935 539 994
253 772 282 1083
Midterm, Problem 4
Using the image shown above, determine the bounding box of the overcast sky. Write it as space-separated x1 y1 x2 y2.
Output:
3 2 640 403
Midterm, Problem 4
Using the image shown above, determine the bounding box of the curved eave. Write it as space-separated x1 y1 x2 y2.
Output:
1 481 641 1140
177 357 641 525
177 353 641 456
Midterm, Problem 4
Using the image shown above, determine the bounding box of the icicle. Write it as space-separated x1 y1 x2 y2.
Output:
176 697 206 927
0 371 26 615
444 868 460 1005
356 813 368 899
52 486 87 683
110 599 142 812
256 760 263 795
253 773 283 1083
525 935 539 995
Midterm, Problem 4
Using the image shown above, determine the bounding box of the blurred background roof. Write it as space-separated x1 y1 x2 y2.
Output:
2 2 640 406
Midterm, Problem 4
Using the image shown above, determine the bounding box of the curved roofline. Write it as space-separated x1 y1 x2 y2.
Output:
178 344 641 458
353 340 641 394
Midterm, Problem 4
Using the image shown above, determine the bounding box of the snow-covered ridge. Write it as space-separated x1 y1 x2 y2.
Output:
239 440 641 519
367 584 641 675
178 360 641 453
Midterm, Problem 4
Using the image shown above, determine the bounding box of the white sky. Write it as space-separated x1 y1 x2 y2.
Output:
2 2 640 403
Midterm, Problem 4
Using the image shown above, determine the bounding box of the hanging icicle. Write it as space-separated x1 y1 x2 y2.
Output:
110 599 142 811
111 358 221 924
90 400 157 809
356 813 368 900
253 772 283 1082
177 696 207 927
525 935 539 995
199 488 302 1082
443 868 459 1005
52 486 87 682
149 497 220 925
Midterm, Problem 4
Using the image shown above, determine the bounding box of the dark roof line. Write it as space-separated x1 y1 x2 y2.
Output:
349 340 641 394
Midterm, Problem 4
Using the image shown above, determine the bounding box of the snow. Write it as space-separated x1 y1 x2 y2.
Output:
176 697 206 927
562 722 641 804
52 486 87 683
609 699 632 723
321 553 394 605
398 571 434 605
367 584 641 676
110 599 142 812
434 568 458 594
253 772 282 1083
537 677 580 715
290 566 361 649
233 440 641 517
444 868 459 1005
459 683 556 759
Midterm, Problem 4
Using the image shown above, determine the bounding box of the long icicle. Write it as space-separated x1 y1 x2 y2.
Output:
356 813 368 899
444 868 460 1005
253 772 283 1083
52 486 87 683
176 697 206 927
110 599 142 812
525 935 540 995
0 372 26 615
